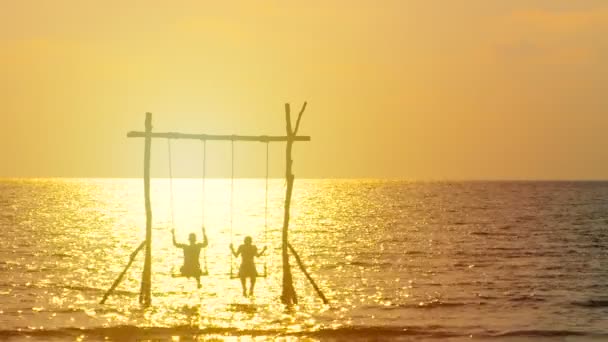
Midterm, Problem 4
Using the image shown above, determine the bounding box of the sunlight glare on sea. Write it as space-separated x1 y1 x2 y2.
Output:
1 179 608 341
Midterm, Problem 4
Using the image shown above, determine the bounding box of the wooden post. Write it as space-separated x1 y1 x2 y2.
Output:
280 102 308 305
280 103 298 305
139 112 153 306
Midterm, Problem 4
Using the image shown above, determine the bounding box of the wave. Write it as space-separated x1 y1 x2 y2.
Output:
373 300 476 310
491 329 590 337
402 301 471 309
61 285 137 296
1 282 139 297
51 252 71 258
0 307 125 316
475 294 498 300
572 299 608 308
508 295 545 302
0 325 602 340
469 231 491 236
326 260 394 268
0 281 223 299
469 231 517 236
348 261 393 268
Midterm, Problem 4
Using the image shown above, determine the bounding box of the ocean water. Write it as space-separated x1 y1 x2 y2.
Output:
0 179 607 341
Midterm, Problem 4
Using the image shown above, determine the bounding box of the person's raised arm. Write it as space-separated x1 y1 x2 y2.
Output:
171 229 178 247
229 243 240 257
256 246 268 257
172 229 184 248
200 226 208 248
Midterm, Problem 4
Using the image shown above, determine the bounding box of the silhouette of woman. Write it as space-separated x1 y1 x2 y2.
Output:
230 236 266 297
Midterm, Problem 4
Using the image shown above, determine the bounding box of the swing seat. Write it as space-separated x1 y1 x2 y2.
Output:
172 271 209 278
229 263 268 279
171 266 209 278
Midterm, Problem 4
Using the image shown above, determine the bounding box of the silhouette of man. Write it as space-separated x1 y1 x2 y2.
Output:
230 236 266 297
172 226 208 288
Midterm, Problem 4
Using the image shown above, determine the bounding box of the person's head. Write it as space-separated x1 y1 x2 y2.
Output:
189 233 197 244
244 236 252 245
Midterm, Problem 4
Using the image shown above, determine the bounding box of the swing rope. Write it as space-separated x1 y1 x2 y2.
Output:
263 141 270 277
167 139 175 228
229 139 235 277
201 140 206 223
201 140 209 275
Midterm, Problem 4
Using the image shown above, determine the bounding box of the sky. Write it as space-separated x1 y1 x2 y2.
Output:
1 0 607 179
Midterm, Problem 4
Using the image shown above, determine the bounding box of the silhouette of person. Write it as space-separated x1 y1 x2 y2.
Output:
172 226 208 288
230 236 267 297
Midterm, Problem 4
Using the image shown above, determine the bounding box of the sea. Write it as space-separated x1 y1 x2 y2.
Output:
0 178 607 341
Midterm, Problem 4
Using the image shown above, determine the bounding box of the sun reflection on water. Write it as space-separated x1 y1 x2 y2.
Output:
86 178 335 334
3 179 608 339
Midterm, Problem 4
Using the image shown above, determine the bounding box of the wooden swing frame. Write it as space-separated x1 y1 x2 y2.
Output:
100 102 328 306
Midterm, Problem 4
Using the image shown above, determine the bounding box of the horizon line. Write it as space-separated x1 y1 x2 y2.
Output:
2 177 608 182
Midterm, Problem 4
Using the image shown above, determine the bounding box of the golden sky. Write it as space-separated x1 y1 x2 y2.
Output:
1 0 607 179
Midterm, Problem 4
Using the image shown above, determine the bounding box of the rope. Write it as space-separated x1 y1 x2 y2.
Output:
231 139 234 237
167 139 181 276
265 142 269 233
202 140 206 223
229 139 235 277
264 142 269 276
167 139 175 228
201 140 208 274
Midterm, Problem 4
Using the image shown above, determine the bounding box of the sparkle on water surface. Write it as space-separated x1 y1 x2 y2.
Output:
1 179 608 340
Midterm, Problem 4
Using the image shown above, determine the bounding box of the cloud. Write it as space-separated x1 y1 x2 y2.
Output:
489 7 608 65
509 7 608 34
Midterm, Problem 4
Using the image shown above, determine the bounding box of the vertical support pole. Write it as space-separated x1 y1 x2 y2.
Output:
281 103 298 305
139 112 153 306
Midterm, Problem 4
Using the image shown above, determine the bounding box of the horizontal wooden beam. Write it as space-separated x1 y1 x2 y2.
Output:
126 131 310 142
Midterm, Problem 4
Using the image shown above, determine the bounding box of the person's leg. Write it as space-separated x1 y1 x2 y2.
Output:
196 276 202 289
249 276 256 296
240 277 247 296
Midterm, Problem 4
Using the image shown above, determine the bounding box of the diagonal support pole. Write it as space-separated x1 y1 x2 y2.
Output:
288 243 329 304
100 240 146 304
293 102 307 135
